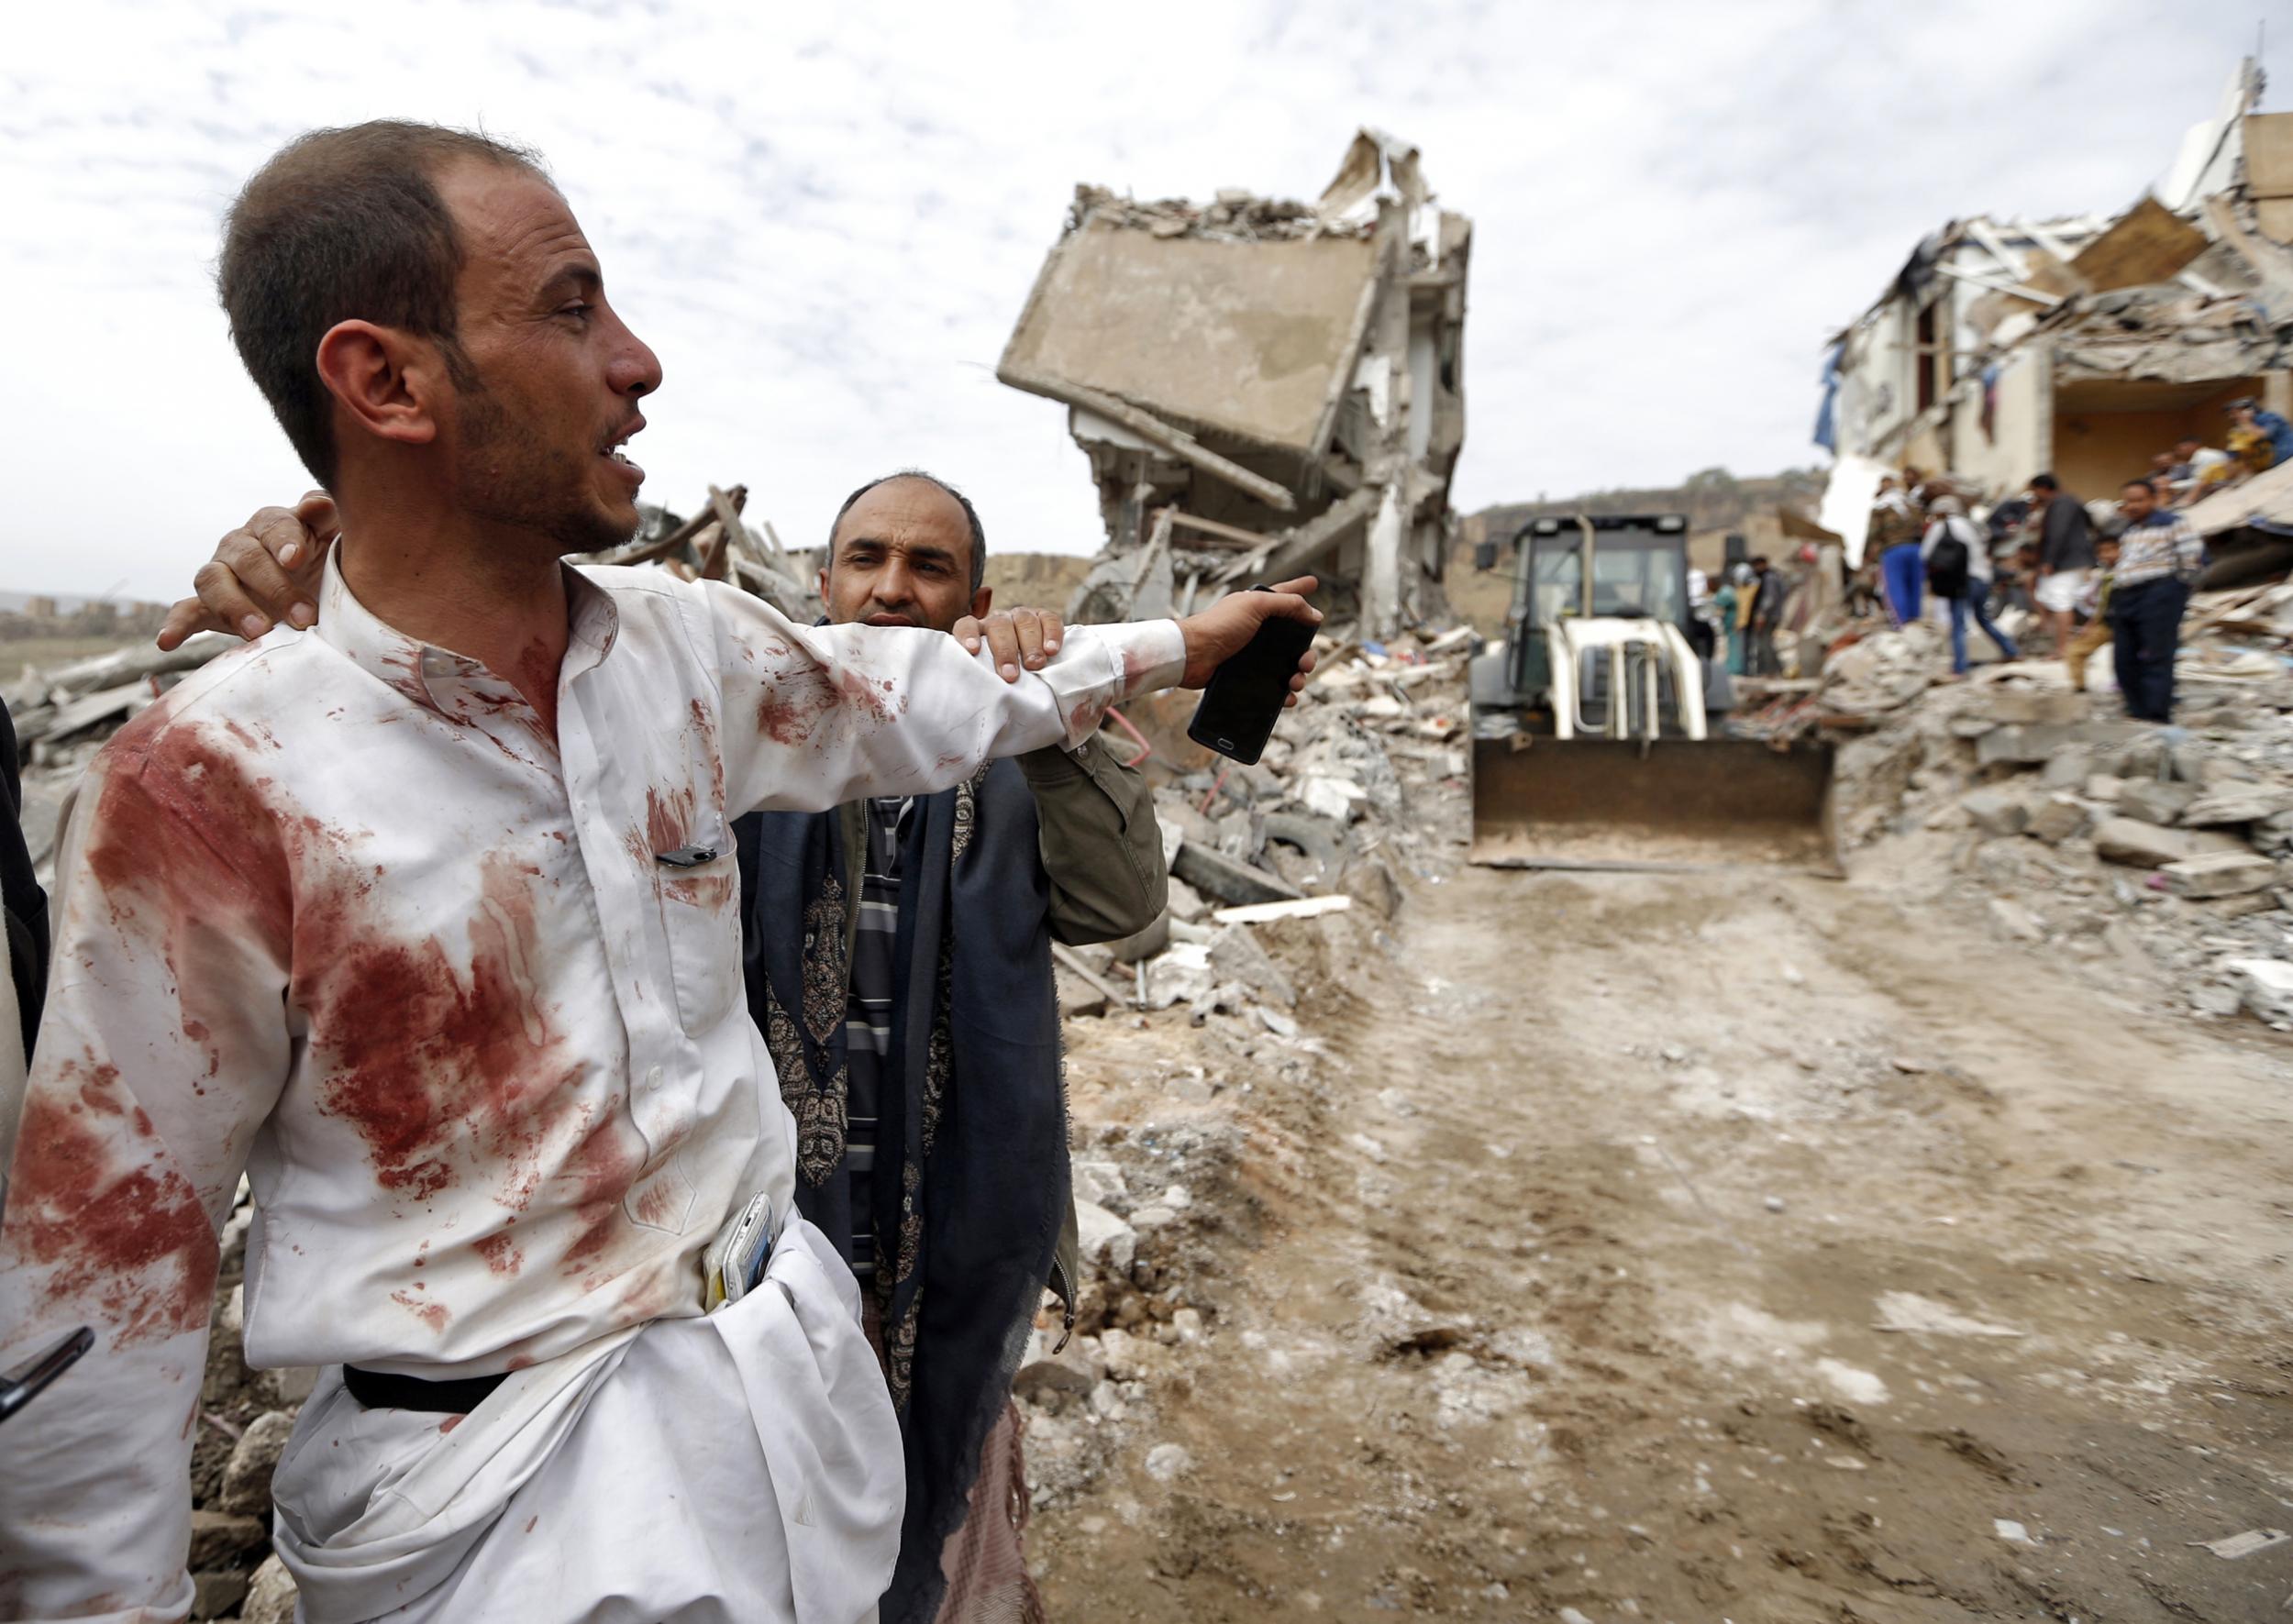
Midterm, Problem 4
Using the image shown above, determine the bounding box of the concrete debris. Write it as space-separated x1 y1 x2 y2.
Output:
1000 131 1471 639
1832 604 2293 1026
2225 957 2293 1024
2159 850 2278 898
2185 1528 2289 1560
1211 895 1355 925
216 1410 296 1516
2115 778 2199 826
239 1555 297 1624
1074 1199 1139 1276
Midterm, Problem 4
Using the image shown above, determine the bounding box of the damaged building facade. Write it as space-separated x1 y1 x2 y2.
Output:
998 129 1469 639
1821 60 2293 505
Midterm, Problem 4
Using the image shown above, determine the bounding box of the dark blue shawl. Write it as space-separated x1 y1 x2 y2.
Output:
734 758 1069 1624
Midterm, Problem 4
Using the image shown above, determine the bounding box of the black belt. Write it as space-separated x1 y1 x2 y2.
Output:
342 1364 508 1415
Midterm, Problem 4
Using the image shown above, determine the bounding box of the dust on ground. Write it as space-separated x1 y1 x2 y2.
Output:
1031 834 2293 1621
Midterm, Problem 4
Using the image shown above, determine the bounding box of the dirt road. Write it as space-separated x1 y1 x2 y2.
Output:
1034 857 2293 1621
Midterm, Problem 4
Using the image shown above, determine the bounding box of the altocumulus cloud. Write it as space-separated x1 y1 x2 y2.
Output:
0 0 2281 598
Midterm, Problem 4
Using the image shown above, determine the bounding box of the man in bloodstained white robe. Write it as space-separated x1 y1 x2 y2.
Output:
0 120 1316 1624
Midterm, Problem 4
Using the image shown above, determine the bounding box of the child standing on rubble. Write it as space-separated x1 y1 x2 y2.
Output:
2064 535 2120 692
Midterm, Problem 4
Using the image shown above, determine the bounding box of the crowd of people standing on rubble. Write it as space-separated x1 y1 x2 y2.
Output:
1860 429 2225 721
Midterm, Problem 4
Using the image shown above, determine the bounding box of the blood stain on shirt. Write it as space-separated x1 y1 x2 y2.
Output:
558 1110 648 1284
644 785 695 856
304 855 571 1207
4 1063 216 1347
390 1289 451 1334
473 1232 525 1276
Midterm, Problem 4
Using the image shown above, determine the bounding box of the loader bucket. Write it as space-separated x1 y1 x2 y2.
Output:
1470 733 1839 875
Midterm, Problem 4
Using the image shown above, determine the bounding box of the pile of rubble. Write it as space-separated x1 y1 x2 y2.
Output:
1065 182 1366 245
1822 590 2293 1030
183 1182 305 1621
1012 623 1472 1501
1055 622 1470 1022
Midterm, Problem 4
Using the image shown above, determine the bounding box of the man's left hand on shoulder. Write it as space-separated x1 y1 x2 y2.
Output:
955 607 1064 684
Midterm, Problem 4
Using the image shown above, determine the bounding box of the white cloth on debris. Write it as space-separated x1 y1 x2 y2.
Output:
271 1216 897 1624
0 548 1184 1624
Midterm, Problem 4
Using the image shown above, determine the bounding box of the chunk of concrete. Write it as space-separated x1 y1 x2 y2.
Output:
1171 839 1302 907
1140 942 1214 1009
2226 957 2293 1025
1959 786 2030 836
1074 1199 1137 1275
1056 966 1109 1020
1014 1325 1106 1398
191 1570 249 1621
2026 795 2089 845
218 1409 297 1516
2091 816 2198 869
187 1508 269 1571
2040 749 2095 790
2084 774 2124 803
1164 875 1211 923
1071 1159 1128 1210
241 1555 298 1624
2114 778 2199 826
1976 689 2086 726
1976 724 2078 767
2178 784 2290 828
2100 816 2238 867
2159 851 2277 900
1208 923 1296 1007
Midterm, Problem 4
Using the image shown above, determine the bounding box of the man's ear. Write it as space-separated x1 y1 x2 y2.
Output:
815 564 832 602
969 586 992 620
314 320 440 452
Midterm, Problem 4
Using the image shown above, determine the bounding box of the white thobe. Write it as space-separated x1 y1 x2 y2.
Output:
0 553 1183 1623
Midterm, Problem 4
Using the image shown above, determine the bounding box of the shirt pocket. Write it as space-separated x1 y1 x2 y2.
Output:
651 825 740 1034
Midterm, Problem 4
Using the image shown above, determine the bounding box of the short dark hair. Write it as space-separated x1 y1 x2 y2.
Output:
218 120 550 486
2121 476 2156 494
2030 473 2059 492
827 470 988 591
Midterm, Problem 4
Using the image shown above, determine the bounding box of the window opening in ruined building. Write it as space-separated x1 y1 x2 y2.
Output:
1915 302 1938 414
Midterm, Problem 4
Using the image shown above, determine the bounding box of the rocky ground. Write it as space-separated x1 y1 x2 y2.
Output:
1021 778 2293 1623
1013 624 2293 1622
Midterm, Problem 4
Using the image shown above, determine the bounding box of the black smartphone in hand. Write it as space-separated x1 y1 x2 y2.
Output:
1186 587 1317 767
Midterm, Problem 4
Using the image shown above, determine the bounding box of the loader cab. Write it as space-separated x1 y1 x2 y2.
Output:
1488 514 1694 709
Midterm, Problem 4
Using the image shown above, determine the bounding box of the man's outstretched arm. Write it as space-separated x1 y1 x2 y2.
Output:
704 578 1319 818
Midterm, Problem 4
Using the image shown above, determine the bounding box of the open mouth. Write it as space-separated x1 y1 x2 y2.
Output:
600 415 647 489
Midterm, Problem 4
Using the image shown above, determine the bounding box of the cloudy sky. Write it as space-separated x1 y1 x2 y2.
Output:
2 0 2282 602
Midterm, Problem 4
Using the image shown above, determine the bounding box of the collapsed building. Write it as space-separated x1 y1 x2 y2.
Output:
1819 59 2293 522
997 129 1469 639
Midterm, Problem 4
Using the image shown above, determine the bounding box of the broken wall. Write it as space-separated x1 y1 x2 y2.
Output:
1000 130 1469 639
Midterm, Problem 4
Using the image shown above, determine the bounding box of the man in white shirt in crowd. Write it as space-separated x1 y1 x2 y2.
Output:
0 119 1317 1624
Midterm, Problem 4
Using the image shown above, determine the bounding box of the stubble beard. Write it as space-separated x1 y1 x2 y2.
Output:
455 377 636 561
